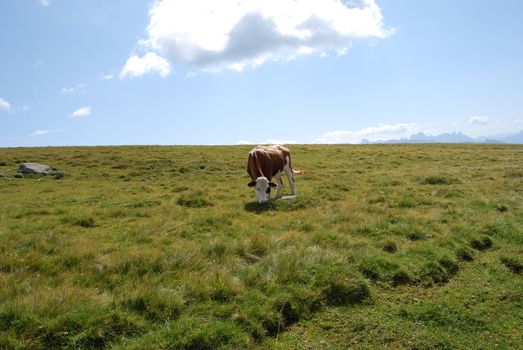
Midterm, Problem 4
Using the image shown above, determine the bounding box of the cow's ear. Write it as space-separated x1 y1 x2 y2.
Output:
268 182 277 188
247 181 256 187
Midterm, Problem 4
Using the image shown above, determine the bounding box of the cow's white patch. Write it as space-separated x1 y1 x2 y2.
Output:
254 176 270 203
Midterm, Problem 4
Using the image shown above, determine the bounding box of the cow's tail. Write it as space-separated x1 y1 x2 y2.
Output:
287 154 304 175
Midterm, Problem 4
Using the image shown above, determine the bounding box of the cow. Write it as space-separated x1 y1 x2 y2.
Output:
246 145 299 203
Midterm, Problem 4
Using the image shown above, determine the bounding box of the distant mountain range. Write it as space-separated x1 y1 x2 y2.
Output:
362 130 523 144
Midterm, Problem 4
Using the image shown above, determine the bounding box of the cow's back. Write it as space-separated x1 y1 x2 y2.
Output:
247 145 289 180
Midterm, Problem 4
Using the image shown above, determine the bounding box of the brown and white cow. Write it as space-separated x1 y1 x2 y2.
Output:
247 145 297 203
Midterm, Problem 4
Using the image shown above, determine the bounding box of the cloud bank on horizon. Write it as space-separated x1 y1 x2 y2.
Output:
314 123 419 144
121 0 389 77
240 118 523 145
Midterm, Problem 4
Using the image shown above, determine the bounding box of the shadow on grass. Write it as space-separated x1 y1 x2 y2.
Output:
244 202 276 213
244 197 314 214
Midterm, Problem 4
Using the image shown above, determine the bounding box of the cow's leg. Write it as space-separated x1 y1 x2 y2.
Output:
284 157 295 195
274 173 283 199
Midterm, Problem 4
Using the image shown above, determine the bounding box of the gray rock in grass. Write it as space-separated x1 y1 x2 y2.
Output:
18 163 52 174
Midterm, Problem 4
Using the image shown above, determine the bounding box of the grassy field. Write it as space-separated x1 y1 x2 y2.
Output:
0 144 522 349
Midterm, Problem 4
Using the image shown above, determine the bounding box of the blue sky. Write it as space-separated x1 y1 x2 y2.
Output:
1 0 522 147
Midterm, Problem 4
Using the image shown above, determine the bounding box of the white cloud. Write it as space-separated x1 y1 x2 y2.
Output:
119 52 172 79
70 106 91 118
31 130 52 136
60 83 86 94
38 0 50 6
0 98 30 113
31 129 65 136
237 140 252 145
0 97 12 112
469 116 489 125
129 0 389 74
100 74 114 80
314 123 418 144
184 72 198 79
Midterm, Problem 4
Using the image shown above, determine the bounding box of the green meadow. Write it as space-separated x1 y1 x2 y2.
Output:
0 144 522 349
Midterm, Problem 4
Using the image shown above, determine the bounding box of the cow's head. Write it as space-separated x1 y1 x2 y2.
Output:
247 176 277 203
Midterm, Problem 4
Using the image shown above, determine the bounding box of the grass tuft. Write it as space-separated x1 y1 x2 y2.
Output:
470 236 493 251
456 247 475 262
123 289 184 322
392 269 412 286
0 335 14 349
35 316 83 349
496 204 508 213
420 257 459 286
164 318 247 349
75 217 96 228
60 215 97 228
0 305 36 334
500 256 523 274
321 274 370 306
406 231 425 241
358 257 398 281
382 240 398 253
419 175 460 185
177 191 214 208
71 311 145 349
